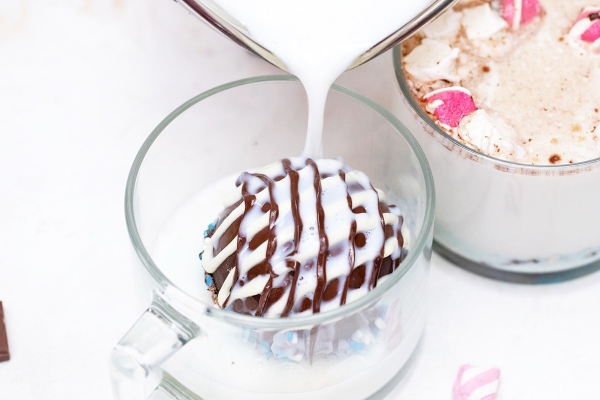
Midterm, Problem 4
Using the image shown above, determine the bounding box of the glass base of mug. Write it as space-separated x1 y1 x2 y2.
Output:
149 340 423 400
366 339 421 400
434 241 600 284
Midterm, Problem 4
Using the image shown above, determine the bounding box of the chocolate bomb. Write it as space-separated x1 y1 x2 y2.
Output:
200 157 406 318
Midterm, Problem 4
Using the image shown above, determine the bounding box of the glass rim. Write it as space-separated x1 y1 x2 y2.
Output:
392 46 600 173
124 74 435 329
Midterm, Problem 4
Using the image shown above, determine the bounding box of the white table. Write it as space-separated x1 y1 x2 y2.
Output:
1 1 599 398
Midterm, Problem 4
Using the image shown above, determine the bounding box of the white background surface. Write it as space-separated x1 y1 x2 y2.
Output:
1 1 599 399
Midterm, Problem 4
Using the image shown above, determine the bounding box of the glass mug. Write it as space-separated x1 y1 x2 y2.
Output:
393 46 600 281
111 76 435 399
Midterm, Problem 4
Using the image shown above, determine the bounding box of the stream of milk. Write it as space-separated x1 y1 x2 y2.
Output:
214 0 433 157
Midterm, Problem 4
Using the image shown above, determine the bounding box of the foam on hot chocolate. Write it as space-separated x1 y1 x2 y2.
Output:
402 0 600 165
201 157 406 318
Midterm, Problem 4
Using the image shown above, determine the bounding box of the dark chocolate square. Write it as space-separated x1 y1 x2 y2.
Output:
0 301 10 362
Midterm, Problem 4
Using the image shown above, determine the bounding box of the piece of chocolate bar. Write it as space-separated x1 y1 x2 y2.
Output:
0 301 10 362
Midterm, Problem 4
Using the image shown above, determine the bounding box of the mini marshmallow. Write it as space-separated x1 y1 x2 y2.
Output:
422 8 463 43
461 4 508 40
501 0 541 30
568 7 600 49
423 86 477 128
403 38 460 83
457 109 525 158
452 364 501 400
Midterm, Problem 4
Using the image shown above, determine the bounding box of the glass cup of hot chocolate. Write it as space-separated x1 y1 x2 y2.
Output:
393 0 600 278
111 76 435 399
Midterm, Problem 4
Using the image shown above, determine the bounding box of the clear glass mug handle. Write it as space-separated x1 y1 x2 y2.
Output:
110 289 202 400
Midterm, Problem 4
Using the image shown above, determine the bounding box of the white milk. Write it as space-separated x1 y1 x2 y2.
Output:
152 175 236 304
214 0 432 157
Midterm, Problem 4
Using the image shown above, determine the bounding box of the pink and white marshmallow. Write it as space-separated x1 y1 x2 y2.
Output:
452 364 501 400
501 0 541 30
424 87 477 128
568 7 600 49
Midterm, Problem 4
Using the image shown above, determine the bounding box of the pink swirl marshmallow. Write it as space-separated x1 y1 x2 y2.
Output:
502 0 541 29
423 87 477 128
452 364 501 400
569 7 600 45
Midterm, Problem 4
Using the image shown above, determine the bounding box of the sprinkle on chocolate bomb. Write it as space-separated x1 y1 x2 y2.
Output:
200 157 406 318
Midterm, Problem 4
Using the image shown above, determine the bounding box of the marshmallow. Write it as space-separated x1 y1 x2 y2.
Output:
568 7 600 49
424 86 477 128
422 8 463 43
461 4 509 40
452 365 500 400
457 110 524 158
501 0 541 30
403 38 460 83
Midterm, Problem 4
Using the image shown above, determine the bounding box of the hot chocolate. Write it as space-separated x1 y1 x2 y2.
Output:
402 0 600 165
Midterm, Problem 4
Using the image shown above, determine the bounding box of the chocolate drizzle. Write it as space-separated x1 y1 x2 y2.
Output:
239 172 279 316
202 157 406 317
281 159 302 317
369 194 387 291
307 158 328 314
341 170 356 307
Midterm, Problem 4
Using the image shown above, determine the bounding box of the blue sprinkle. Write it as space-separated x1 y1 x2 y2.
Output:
198 252 203 260
208 221 216 230
248 331 258 342
203 230 209 237
287 332 293 342
258 341 272 360
205 275 213 286
259 341 270 349
350 341 365 352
